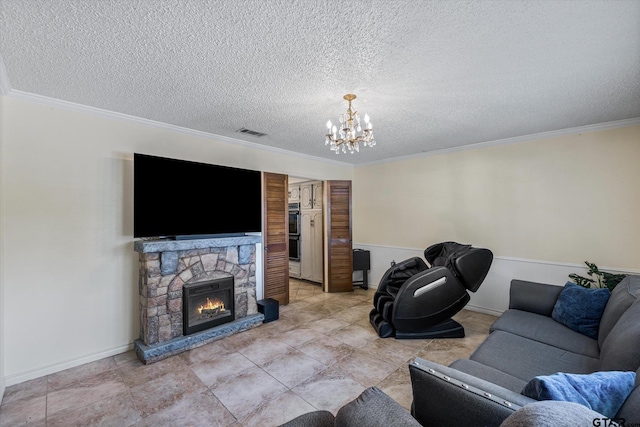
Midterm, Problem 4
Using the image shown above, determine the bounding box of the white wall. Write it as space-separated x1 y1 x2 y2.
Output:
0 94 6 402
353 125 640 313
4 91 639 387
2 96 353 385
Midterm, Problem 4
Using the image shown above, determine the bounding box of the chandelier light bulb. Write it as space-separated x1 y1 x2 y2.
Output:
324 94 377 155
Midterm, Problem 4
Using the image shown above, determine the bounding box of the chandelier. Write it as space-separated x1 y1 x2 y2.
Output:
325 94 376 154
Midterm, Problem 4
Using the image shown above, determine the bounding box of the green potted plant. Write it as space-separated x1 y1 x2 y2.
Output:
569 261 626 292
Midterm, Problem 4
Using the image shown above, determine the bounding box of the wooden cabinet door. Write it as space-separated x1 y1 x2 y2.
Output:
300 210 323 283
312 182 323 209
263 172 289 305
288 184 300 202
326 180 353 292
300 183 313 209
311 210 324 282
300 211 313 281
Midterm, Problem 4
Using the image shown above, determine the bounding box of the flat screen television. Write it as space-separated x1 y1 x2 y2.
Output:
134 153 262 238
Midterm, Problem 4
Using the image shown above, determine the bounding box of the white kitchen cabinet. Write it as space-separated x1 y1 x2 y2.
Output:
289 260 301 278
300 181 322 209
300 209 323 283
312 182 323 209
288 184 300 203
300 183 313 209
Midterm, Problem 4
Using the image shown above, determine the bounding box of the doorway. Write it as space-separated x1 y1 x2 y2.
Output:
287 176 323 300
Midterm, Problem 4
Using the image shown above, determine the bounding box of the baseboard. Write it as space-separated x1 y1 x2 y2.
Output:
5 343 134 387
464 304 503 317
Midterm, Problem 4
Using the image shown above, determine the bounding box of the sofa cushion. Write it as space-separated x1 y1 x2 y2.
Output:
335 387 421 427
599 299 640 372
551 282 610 340
490 309 600 358
499 401 608 427
521 371 635 418
598 275 640 349
450 358 527 393
469 331 599 382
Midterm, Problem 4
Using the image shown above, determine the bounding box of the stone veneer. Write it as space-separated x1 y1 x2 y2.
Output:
133 235 263 363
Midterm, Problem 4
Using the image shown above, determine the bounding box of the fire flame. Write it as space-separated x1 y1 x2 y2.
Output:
197 298 225 314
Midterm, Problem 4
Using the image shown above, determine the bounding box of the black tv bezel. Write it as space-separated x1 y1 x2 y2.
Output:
133 153 262 239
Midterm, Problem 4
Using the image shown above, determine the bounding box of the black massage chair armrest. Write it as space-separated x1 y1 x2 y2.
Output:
393 267 468 323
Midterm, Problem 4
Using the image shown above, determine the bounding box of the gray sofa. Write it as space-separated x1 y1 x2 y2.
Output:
283 275 640 426
411 274 640 426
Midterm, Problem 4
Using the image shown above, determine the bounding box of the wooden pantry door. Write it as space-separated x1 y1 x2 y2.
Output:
262 172 289 305
325 180 353 293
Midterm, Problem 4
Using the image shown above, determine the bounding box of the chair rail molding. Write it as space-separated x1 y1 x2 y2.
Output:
353 242 639 316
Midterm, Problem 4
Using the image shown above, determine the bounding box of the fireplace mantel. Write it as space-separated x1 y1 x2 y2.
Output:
134 235 262 254
133 234 263 363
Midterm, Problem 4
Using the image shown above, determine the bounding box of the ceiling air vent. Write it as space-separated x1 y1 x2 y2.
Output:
236 128 267 137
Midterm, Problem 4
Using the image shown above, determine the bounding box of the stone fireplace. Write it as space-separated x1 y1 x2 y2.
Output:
133 235 264 363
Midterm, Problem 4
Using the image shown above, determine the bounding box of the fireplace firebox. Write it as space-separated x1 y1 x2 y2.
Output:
183 277 235 335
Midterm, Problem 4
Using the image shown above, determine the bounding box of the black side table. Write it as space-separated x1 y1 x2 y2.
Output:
353 249 370 289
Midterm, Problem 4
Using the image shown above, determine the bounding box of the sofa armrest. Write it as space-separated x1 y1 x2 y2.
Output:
509 279 563 316
409 358 536 427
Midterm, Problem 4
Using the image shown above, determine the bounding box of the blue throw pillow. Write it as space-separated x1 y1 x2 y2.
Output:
522 371 636 418
551 282 610 339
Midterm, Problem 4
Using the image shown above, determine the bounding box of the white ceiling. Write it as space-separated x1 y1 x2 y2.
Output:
1 0 639 165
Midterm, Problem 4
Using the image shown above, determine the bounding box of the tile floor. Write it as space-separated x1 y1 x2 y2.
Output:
0 279 497 427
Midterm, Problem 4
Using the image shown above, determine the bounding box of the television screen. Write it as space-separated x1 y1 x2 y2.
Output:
134 153 262 238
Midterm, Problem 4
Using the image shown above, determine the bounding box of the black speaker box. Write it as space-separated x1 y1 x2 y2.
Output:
257 298 279 323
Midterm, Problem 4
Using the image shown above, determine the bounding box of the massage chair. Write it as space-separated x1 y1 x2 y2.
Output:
369 241 493 339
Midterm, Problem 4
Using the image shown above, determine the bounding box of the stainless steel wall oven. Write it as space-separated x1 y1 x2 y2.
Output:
289 202 301 261
289 235 300 261
289 202 301 236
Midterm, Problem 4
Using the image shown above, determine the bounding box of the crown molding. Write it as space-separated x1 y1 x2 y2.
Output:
4 89 354 167
355 117 640 168
4 85 639 170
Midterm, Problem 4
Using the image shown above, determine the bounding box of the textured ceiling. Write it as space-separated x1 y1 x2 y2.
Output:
1 0 639 164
